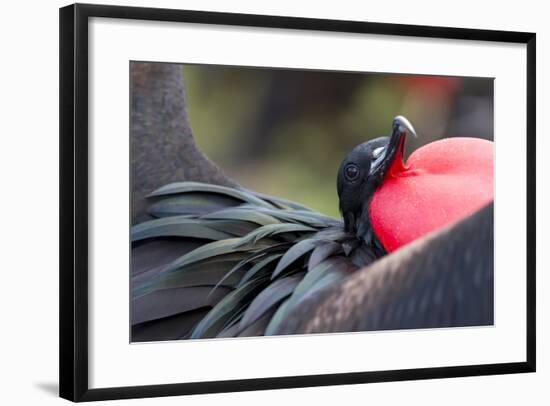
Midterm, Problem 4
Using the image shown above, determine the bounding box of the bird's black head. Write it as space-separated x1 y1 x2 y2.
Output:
337 116 417 235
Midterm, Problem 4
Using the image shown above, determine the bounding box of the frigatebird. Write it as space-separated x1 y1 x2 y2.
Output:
131 98 494 341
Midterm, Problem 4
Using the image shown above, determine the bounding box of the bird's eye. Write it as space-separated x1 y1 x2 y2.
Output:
344 163 359 181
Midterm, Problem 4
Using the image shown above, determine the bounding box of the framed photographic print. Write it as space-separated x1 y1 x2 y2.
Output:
59 3 536 402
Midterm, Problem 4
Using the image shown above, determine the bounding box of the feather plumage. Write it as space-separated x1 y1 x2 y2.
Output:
131 181 374 340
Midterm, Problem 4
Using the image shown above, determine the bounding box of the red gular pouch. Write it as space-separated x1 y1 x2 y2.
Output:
369 137 494 253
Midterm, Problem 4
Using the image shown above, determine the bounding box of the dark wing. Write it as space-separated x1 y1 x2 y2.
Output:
273 203 494 335
131 182 366 340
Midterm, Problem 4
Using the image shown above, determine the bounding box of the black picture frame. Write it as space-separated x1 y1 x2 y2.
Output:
59 3 536 402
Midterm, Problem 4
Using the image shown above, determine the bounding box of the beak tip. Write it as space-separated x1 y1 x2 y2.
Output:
393 115 417 138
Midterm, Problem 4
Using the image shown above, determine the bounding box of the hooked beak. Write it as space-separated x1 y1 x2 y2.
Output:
369 115 417 177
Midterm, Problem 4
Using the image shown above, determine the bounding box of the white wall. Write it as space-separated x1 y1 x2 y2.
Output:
1 0 546 404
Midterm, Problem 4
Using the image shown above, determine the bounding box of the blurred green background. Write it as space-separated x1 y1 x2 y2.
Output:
183 64 493 217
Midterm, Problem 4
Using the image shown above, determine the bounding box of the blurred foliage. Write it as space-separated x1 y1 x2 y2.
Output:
184 64 493 217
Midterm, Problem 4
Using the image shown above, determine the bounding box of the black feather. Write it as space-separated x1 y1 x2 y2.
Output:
132 307 211 342
132 286 231 325
131 181 371 341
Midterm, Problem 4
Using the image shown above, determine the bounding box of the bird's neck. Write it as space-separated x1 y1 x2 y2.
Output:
351 199 387 259
131 63 238 223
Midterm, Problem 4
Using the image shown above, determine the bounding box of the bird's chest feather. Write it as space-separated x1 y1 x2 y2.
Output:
369 137 494 252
